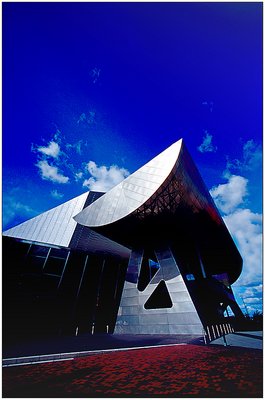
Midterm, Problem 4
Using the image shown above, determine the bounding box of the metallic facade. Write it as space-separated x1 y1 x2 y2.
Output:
4 192 130 259
74 139 242 284
115 248 203 335
74 138 243 334
74 140 183 227
4 192 88 247
3 139 243 340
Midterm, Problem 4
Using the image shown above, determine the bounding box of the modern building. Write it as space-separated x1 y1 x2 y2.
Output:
3 139 243 344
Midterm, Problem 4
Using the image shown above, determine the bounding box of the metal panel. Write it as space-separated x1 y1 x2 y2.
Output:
139 324 170 334
122 288 140 298
120 296 139 306
153 247 180 283
167 280 188 292
169 324 202 334
117 315 139 325
114 254 203 335
3 192 88 247
121 306 140 315
139 313 168 325
126 249 143 284
74 140 183 227
170 291 194 303
167 312 201 325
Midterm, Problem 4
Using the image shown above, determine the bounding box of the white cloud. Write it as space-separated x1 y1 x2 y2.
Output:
74 141 82 155
66 140 83 155
243 284 262 298
37 141 61 158
197 131 217 153
210 172 262 314
83 161 130 192
87 111 96 124
77 111 95 125
50 189 64 199
224 208 262 287
210 174 248 214
75 172 83 181
244 297 261 305
3 194 36 230
89 67 101 84
77 113 87 124
243 140 262 166
243 304 263 315
226 139 262 172
36 160 69 184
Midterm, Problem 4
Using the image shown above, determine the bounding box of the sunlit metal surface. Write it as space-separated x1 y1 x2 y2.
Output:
3 192 131 259
115 275 202 334
115 245 202 335
2 138 244 337
74 139 242 285
74 140 183 227
4 192 88 247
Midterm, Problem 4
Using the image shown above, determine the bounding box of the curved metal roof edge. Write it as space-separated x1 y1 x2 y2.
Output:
74 138 183 227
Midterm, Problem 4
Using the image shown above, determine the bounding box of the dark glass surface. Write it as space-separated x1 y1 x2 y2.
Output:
39 274 60 294
28 245 49 257
49 247 69 258
23 255 45 273
126 249 143 284
44 257 66 275
3 236 128 343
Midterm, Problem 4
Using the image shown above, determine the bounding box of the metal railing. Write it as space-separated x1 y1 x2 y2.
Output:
203 323 234 344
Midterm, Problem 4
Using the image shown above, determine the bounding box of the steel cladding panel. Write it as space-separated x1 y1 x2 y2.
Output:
74 140 183 227
3 192 89 247
114 274 203 335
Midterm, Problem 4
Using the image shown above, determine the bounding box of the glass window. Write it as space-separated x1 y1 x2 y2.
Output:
44 257 66 275
186 274 195 281
28 244 49 257
224 305 235 317
49 248 69 259
24 255 45 273
14 241 31 256
39 275 59 293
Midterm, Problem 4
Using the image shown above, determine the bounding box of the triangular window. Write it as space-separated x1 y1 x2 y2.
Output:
224 305 235 317
144 280 173 309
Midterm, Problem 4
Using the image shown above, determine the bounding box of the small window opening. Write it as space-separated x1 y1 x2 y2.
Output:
186 274 195 281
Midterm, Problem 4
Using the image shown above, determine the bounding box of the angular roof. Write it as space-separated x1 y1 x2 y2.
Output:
3 138 243 282
3 191 130 258
74 138 243 284
74 139 183 227
4 192 88 247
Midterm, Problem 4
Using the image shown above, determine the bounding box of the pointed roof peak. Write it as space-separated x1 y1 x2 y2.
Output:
74 139 184 227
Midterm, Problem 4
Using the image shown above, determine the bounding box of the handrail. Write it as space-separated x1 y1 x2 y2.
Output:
203 323 234 345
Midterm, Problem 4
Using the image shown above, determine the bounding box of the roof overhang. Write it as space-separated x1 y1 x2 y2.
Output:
74 139 243 284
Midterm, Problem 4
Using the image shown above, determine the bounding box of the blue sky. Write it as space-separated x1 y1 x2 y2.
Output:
3 2 262 315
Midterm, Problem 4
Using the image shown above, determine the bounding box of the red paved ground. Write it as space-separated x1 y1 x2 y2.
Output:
3 344 262 397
